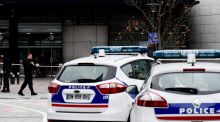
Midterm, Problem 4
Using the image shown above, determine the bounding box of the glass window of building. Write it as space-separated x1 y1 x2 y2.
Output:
0 20 9 53
18 23 62 65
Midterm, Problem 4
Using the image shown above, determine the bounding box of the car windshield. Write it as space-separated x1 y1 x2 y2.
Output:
151 72 220 95
58 65 116 83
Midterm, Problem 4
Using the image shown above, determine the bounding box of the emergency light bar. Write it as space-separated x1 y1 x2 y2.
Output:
91 46 148 54
153 49 220 59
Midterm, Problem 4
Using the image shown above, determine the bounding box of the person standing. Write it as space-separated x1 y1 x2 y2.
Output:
18 53 37 96
1 55 12 93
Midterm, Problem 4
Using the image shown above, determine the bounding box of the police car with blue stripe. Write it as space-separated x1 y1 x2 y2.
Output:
130 49 220 122
47 46 154 122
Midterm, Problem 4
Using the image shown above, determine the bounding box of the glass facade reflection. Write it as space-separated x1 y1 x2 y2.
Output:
18 23 62 65
0 20 10 59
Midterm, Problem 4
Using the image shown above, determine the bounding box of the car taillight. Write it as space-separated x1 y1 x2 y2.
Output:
97 82 127 94
48 82 60 94
137 91 168 108
183 68 205 72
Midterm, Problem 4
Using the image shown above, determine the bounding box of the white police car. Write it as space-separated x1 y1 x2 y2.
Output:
130 49 220 122
47 46 154 122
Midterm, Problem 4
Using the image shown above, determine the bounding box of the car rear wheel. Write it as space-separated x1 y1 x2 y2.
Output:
127 115 130 122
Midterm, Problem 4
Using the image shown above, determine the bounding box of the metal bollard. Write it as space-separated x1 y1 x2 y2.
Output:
0 70 3 87
17 72 20 84
10 72 15 84
0 70 3 83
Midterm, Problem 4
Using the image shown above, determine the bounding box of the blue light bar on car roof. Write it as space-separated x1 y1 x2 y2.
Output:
91 46 148 54
153 49 220 59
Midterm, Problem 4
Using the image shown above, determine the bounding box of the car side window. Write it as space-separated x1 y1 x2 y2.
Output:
121 63 135 78
140 60 154 90
121 60 152 80
132 60 150 80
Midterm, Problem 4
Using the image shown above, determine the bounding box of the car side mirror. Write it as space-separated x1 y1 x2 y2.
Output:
126 85 139 94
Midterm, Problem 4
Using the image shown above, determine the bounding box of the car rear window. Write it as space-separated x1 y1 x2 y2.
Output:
151 72 220 95
58 65 116 83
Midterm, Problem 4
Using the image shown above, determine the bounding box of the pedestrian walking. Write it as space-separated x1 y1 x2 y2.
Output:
1 55 12 93
18 53 37 96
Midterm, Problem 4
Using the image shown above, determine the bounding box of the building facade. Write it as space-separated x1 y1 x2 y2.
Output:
0 0 145 65
0 0 204 66
191 0 220 49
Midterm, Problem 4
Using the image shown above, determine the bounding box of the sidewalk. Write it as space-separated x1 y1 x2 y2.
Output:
0 78 53 122
0 103 43 122
0 77 54 99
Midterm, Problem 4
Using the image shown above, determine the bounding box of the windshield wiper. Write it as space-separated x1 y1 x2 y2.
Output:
165 87 198 94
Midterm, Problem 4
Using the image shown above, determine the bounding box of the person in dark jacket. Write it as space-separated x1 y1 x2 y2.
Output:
18 53 37 96
1 55 12 92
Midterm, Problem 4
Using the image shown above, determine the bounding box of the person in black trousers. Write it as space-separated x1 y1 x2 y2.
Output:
18 53 37 96
1 55 12 93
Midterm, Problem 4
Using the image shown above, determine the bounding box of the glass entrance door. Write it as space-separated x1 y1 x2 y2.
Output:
19 48 62 65
19 48 62 77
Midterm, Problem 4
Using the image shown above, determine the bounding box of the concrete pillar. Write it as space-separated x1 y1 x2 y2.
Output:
9 9 19 63
190 0 220 49
62 20 108 63
9 9 19 75
63 20 74 62
72 26 108 59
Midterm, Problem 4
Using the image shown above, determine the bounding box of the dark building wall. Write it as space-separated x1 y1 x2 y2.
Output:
0 0 143 64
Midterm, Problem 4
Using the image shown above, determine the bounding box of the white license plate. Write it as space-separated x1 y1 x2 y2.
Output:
66 94 91 100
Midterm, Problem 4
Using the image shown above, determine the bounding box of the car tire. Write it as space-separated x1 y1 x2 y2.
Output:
127 115 131 122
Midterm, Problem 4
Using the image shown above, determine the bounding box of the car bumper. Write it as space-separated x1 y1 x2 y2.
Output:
48 107 128 121
130 106 220 122
48 93 133 121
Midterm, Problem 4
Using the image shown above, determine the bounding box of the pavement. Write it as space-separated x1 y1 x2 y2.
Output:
0 78 54 122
